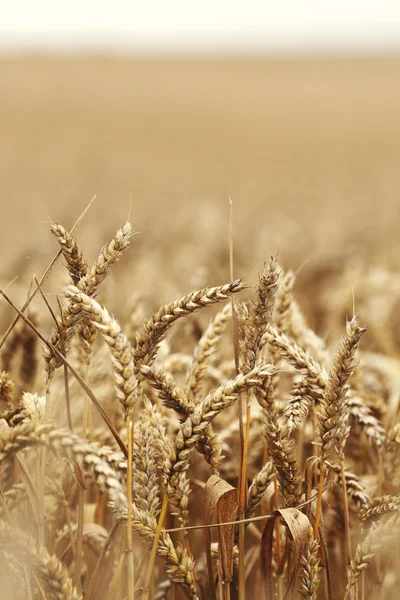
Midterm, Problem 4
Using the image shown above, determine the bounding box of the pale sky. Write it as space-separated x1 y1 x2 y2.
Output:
2 1 400 53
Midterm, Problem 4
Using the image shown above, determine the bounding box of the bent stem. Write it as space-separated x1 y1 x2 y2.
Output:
238 518 245 600
223 576 231 600
314 458 325 539
86 519 122 600
229 198 245 600
340 455 351 587
361 571 365 600
0 195 95 352
238 398 251 600
37 385 51 547
0 287 128 457
273 476 283 600
142 492 169 600
75 363 90 593
126 415 135 600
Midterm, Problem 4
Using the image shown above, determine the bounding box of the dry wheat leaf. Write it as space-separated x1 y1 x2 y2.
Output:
261 508 310 600
204 474 238 598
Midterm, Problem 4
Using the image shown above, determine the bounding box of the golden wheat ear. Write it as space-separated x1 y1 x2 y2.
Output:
0 521 82 600
50 223 88 284
65 287 138 422
134 279 244 372
43 222 133 383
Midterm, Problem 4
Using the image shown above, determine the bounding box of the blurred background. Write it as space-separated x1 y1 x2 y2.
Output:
1 2 400 324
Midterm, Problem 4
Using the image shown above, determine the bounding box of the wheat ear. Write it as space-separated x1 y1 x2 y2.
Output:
240 257 280 372
169 365 274 489
65 287 138 420
50 223 88 284
0 521 82 600
298 527 321 600
186 302 231 402
346 514 400 596
44 222 133 381
246 460 275 518
359 495 400 523
317 316 366 460
0 421 125 502
134 279 244 371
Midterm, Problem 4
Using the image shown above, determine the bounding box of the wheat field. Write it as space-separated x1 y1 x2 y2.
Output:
1 56 400 600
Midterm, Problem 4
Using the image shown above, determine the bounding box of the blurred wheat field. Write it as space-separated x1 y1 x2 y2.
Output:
2 57 400 262
1 57 400 600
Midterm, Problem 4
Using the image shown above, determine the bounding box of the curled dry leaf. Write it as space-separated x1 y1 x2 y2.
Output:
261 508 311 600
204 474 238 599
